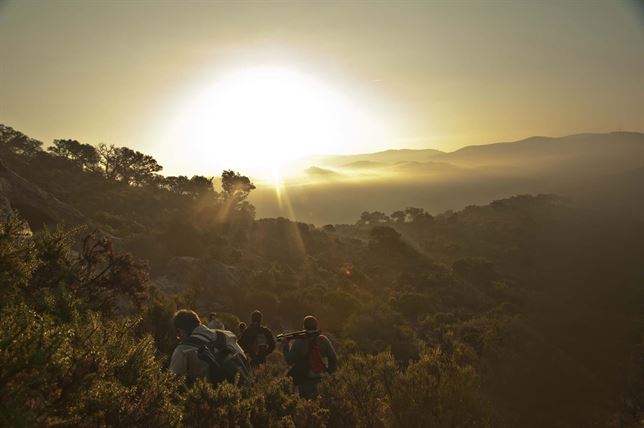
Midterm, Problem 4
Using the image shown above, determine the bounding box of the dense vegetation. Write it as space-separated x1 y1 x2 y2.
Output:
1 124 642 427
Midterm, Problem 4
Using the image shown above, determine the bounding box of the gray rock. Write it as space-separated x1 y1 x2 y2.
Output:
153 256 240 310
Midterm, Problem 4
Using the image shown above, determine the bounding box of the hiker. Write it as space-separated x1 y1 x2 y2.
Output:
169 309 249 385
238 310 276 367
281 315 337 399
169 309 213 382
238 321 247 336
207 312 224 330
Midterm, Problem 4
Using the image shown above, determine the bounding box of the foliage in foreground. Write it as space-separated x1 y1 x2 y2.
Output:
0 216 494 427
0 217 181 427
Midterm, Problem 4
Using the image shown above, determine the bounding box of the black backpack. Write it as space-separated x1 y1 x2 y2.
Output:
252 328 269 357
185 329 251 385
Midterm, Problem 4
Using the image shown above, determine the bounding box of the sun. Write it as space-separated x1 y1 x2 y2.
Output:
164 65 387 182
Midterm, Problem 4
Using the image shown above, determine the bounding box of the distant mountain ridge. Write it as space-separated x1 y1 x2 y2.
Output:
436 131 644 167
310 131 644 169
297 131 644 179
317 148 445 167
253 131 644 223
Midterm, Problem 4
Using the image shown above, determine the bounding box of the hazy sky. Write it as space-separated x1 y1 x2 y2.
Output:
1 0 643 176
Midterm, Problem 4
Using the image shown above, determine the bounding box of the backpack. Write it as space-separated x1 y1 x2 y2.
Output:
185 329 251 385
287 334 327 384
308 336 326 375
253 330 269 357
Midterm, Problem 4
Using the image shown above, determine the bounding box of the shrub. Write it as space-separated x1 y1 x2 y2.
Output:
318 352 396 428
387 348 491 428
0 305 182 427
0 216 181 427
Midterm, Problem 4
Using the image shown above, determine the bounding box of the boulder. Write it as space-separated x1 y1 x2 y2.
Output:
152 256 240 310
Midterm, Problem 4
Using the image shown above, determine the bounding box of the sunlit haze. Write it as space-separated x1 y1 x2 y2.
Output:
1 1 642 182
160 65 393 179
1 3 643 425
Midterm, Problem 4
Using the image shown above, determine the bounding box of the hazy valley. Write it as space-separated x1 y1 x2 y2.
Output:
252 132 644 224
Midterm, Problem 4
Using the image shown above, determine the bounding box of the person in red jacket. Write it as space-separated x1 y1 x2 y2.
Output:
281 315 338 399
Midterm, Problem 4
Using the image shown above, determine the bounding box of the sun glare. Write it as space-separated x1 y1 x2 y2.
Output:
164 65 389 183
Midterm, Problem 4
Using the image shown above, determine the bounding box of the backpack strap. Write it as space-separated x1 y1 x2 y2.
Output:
215 330 235 356
184 334 223 370
190 332 212 344
183 335 207 349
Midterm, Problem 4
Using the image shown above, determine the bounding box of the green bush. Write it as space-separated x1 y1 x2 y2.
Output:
0 217 181 427
318 352 395 428
183 379 253 428
387 348 491 428
0 304 182 427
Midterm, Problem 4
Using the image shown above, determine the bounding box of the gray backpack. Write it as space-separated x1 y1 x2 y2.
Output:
185 330 251 385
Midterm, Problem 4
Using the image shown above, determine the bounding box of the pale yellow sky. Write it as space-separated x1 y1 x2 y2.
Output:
1 1 643 176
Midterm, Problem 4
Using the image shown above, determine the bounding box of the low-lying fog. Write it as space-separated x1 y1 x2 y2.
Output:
250 132 644 224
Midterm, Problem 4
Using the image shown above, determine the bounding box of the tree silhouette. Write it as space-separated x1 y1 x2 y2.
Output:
404 207 433 223
48 139 99 171
391 210 406 223
0 124 42 157
97 144 162 185
163 175 214 198
357 211 390 225
369 225 401 244
97 143 118 180
221 170 255 202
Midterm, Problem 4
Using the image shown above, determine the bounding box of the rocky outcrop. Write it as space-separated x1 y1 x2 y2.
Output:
152 256 240 310
0 158 88 229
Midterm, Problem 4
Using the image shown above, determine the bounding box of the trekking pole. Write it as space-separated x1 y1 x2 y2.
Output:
276 330 320 342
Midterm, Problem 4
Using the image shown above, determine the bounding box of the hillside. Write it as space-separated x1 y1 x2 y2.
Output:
1 124 643 426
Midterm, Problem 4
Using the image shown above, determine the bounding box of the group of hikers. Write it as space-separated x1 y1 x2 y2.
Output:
169 309 338 399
